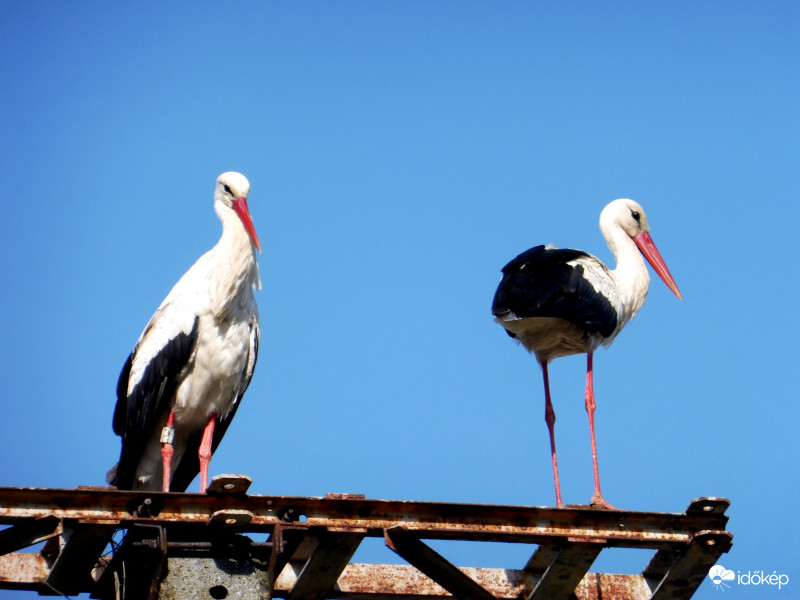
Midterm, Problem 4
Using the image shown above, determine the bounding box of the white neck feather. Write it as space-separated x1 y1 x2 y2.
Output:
603 224 650 327
209 201 261 318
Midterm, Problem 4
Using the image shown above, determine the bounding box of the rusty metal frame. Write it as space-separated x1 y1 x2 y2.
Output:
0 479 732 599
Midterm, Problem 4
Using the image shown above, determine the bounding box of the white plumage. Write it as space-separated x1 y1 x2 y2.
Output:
492 199 681 508
108 172 261 492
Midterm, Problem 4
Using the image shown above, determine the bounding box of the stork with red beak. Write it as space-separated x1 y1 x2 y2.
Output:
108 172 261 493
492 199 681 509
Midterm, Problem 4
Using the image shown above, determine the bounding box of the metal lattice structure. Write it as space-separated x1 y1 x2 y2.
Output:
0 476 732 599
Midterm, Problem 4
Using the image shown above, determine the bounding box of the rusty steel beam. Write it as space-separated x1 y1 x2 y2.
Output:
523 540 561 574
0 484 733 599
0 554 47 590
526 541 603 600
285 529 366 600
575 573 654 600
385 526 497 600
42 523 117 596
0 515 62 556
648 531 734 600
0 486 730 548
274 564 667 600
275 564 535 600
4 556 660 600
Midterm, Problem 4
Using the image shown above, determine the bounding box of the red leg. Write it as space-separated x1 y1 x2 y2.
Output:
160 411 176 492
199 414 216 493
585 352 616 509
540 360 563 508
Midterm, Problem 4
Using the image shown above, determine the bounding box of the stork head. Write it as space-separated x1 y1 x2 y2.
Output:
601 199 682 300
215 172 261 252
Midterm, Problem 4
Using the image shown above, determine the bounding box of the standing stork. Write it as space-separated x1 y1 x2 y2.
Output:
107 172 261 493
491 199 681 509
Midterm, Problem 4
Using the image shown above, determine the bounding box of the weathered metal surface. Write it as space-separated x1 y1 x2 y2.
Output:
210 509 255 527
285 530 366 600
207 474 253 495
0 514 61 556
385 526 496 600
0 486 732 600
575 573 653 600
527 541 603 599
274 565 664 600
275 564 536 600
648 531 734 600
0 556 665 600
642 546 684 582
42 522 116 596
0 553 48 589
0 487 730 547
523 540 561 574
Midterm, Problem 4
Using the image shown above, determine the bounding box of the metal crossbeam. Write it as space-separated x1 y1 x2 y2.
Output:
0 481 732 599
285 529 366 600
0 515 61 556
42 523 117 595
527 541 604 599
385 526 497 600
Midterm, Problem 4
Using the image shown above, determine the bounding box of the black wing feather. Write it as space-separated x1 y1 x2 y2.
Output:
169 320 259 493
492 245 617 337
110 318 199 490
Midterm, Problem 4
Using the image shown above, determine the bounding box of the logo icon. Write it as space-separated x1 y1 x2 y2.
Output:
709 564 735 591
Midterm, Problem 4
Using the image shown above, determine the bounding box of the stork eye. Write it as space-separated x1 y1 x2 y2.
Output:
223 184 233 195
631 210 641 222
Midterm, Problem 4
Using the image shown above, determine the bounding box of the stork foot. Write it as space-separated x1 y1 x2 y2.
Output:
589 493 620 510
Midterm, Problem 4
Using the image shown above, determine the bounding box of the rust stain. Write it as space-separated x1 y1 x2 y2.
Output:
0 486 732 599
576 573 653 600
0 553 47 586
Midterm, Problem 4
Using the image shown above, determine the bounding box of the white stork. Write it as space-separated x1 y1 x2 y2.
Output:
107 172 261 493
491 199 681 509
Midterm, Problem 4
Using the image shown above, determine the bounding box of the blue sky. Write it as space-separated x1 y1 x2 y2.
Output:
1 2 798 598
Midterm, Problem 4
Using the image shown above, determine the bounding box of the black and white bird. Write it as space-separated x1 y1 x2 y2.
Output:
107 172 261 493
491 199 681 509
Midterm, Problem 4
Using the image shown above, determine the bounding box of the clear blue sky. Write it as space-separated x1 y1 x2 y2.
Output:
1 2 797 598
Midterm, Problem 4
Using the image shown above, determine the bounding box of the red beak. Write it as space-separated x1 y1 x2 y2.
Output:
232 197 261 253
633 231 682 300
